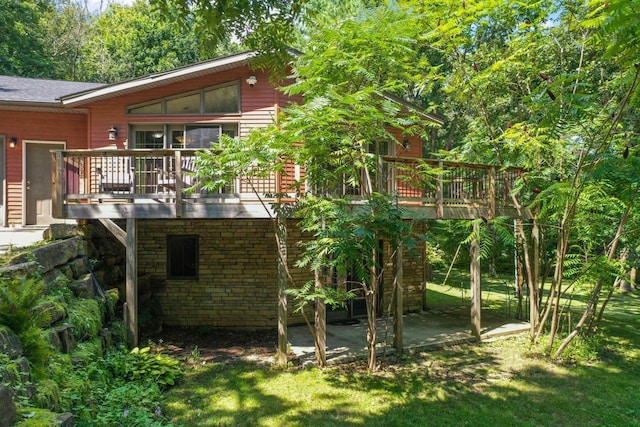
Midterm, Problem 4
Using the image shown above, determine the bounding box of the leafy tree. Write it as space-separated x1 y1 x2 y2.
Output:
78 0 211 83
0 0 57 77
45 0 92 80
404 0 640 357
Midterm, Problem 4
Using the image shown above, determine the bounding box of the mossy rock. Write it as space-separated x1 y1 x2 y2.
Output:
15 407 58 427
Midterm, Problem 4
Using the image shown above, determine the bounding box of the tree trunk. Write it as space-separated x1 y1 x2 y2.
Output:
554 204 631 358
276 213 288 366
366 248 379 372
393 245 403 355
314 268 327 367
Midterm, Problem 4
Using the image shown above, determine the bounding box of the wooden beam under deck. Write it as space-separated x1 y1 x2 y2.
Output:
63 201 520 221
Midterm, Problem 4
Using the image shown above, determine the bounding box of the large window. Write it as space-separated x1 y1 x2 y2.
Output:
127 82 240 115
130 124 236 149
167 235 199 279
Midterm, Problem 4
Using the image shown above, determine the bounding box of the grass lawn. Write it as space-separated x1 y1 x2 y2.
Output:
164 273 640 427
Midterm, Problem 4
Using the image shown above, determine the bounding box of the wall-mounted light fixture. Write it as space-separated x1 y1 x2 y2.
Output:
402 138 411 151
108 126 119 141
8 137 17 149
246 75 257 88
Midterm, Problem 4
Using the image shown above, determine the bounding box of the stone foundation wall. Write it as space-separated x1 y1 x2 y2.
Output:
137 219 425 328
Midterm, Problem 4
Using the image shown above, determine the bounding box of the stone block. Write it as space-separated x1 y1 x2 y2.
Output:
0 386 16 427
31 237 86 272
68 274 95 299
48 329 63 352
56 412 76 427
43 268 65 286
69 258 89 279
33 301 66 327
0 261 39 279
43 224 85 241
55 324 77 354
0 326 23 359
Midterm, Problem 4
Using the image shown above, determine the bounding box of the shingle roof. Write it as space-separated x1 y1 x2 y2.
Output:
0 76 104 105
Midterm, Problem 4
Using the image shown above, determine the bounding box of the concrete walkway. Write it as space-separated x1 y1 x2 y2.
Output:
288 307 530 365
0 227 48 255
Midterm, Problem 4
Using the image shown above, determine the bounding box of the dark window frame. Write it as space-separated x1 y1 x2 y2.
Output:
167 235 199 280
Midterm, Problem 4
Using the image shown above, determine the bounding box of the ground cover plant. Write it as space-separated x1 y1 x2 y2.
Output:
163 273 640 426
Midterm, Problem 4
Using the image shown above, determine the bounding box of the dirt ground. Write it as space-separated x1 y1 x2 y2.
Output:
145 327 278 366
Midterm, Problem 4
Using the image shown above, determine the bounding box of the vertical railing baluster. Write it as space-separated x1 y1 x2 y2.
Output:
175 150 183 217
436 161 444 219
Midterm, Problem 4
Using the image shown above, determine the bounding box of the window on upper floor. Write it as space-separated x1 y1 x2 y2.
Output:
127 81 241 115
130 123 237 149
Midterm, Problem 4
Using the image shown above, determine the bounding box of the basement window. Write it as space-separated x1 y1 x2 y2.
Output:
167 235 199 279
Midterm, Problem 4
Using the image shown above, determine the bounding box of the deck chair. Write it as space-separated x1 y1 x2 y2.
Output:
156 155 197 193
97 156 135 193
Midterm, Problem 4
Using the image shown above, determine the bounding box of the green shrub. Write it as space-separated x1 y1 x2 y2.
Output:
114 347 183 389
67 298 102 341
0 276 46 334
15 408 58 427
57 347 179 426
72 337 104 366
32 379 62 411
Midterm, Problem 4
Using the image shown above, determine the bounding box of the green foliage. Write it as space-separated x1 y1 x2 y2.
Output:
32 379 62 411
72 338 105 366
113 347 183 389
152 0 302 75
54 347 179 426
0 276 52 379
79 1 207 83
0 276 46 333
286 280 356 314
67 298 102 341
15 408 59 427
425 241 446 269
18 326 52 380
0 0 56 77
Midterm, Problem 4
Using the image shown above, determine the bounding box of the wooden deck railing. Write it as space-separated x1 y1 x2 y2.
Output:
52 149 522 220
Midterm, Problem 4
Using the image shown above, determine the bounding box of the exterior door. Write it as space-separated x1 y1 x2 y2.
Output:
25 142 64 225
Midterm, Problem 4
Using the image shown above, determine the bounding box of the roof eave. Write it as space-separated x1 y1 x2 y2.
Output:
61 51 258 107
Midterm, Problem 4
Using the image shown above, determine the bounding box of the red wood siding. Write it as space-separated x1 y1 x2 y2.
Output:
1 111 88 225
83 67 280 148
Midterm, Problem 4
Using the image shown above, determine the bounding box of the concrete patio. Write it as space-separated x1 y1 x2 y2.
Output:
288 307 530 365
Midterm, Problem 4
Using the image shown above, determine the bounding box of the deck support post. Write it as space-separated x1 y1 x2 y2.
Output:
470 221 482 342
125 218 138 348
393 244 404 354
52 151 64 219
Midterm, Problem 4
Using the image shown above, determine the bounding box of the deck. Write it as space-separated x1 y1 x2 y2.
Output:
51 149 522 220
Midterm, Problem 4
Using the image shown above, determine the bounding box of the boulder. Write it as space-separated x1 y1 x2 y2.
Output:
56 412 76 427
68 274 95 299
0 326 23 359
43 224 85 241
69 257 89 279
0 386 16 427
30 237 87 272
48 329 63 353
43 267 65 285
33 301 66 327
55 324 77 354
0 261 39 278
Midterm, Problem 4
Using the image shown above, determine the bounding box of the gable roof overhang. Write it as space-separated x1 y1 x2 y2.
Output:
381 92 445 126
60 51 258 107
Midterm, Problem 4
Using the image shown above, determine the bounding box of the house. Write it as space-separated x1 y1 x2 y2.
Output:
1 51 521 352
